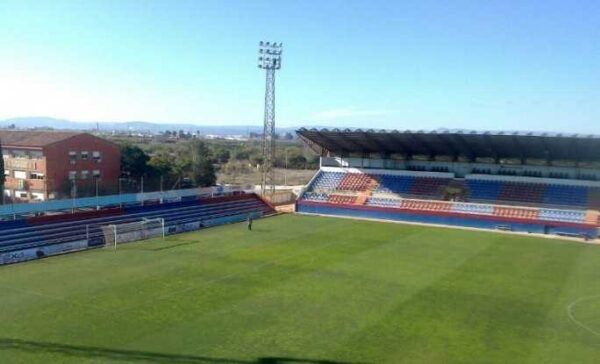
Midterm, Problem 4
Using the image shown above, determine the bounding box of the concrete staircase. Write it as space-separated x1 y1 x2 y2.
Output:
355 178 380 206
584 210 600 226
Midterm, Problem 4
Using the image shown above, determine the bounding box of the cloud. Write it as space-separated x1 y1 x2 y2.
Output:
310 107 398 121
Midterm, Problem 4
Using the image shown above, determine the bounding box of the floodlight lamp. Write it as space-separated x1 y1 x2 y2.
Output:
259 41 264 46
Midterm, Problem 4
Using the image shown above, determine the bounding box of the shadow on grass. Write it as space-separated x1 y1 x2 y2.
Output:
0 338 363 364
150 240 202 251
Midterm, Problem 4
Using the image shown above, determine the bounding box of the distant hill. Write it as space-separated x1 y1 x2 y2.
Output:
0 117 317 136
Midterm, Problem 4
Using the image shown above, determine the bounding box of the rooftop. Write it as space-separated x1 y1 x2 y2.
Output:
0 130 86 148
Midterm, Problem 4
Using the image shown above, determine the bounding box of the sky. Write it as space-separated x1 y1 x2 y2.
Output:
0 0 599 133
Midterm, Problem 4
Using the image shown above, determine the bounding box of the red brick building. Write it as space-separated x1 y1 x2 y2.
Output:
0 131 120 201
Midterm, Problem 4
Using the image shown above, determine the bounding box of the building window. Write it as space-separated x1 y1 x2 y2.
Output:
81 151 89 160
92 151 102 163
30 172 44 180
29 151 43 159
31 192 45 201
68 171 77 180
69 151 77 164
15 191 28 199
81 170 89 180
14 170 27 179
3 170 9 177
12 150 27 158
92 170 101 179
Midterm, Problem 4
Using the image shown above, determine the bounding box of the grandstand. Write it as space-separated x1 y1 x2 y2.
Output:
296 129 600 239
0 192 274 265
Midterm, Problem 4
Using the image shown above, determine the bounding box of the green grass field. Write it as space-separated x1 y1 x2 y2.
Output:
1 214 600 363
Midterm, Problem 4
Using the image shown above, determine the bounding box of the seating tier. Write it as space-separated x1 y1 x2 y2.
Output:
300 170 598 226
467 178 600 209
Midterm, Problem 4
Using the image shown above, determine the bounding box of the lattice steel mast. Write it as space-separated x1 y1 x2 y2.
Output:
258 41 282 196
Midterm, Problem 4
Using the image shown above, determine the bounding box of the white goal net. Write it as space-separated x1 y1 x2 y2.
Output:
102 218 165 249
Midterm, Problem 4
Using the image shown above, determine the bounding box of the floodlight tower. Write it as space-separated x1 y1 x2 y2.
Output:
258 41 282 197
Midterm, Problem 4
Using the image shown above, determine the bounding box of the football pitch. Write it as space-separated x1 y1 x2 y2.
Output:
1 214 599 363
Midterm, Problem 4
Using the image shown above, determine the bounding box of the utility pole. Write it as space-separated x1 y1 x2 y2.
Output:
71 177 77 213
141 176 144 206
118 178 123 208
258 41 283 197
284 148 288 186
95 177 99 210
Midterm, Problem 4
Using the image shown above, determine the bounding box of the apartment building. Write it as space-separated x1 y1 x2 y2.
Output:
0 131 120 201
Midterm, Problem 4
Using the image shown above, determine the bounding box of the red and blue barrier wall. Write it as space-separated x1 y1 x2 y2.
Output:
296 201 599 238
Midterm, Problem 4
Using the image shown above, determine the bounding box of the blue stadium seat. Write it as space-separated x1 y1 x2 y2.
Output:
466 180 503 201
309 171 345 191
375 175 415 194
538 208 586 224
366 197 401 208
542 184 588 207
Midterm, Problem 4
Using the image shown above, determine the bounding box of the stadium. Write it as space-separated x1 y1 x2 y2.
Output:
1 128 600 363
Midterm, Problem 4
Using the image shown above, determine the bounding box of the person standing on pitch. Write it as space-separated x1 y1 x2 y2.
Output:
247 215 253 231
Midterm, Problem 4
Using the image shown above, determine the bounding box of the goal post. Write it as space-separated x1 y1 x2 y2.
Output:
101 218 166 250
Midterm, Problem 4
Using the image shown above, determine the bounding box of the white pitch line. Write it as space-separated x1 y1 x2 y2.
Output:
566 295 600 338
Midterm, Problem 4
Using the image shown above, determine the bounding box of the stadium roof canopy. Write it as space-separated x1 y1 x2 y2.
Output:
296 128 600 162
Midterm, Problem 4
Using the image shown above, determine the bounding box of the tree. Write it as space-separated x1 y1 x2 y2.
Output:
214 148 231 164
120 144 150 178
250 155 263 168
233 149 250 161
222 161 249 184
0 138 5 204
189 140 216 187
288 154 307 169
191 158 216 187
307 155 320 169
148 151 177 187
